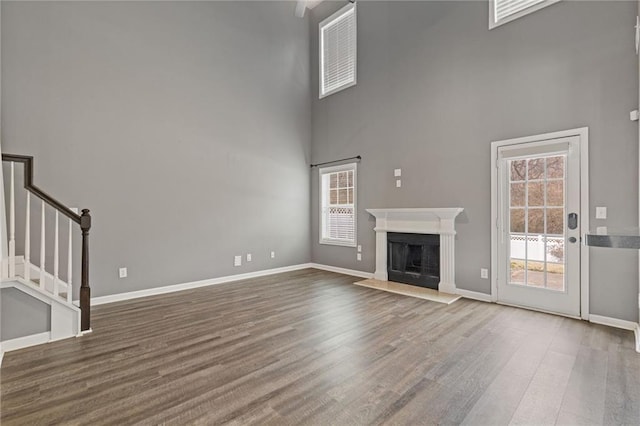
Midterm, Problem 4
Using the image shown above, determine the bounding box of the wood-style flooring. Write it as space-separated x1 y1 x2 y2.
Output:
1 269 639 425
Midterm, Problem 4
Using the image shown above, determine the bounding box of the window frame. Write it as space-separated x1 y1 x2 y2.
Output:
319 2 357 99
319 162 358 247
489 0 561 29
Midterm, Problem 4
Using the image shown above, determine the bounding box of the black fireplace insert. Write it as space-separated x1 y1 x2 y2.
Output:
387 233 440 289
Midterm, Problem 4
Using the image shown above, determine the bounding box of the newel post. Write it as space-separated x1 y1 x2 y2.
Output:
80 209 92 331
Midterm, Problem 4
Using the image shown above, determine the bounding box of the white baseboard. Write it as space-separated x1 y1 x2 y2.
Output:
309 263 373 279
457 288 493 303
1 331 51 353
83 263 374 307
589 313 640 351
590 315 640 352
87 263 315 306
589 314 638 331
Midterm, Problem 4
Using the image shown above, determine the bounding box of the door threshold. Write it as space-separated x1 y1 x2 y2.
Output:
496 301 581 320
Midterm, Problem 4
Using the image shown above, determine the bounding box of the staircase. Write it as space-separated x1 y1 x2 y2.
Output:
1 154 92 350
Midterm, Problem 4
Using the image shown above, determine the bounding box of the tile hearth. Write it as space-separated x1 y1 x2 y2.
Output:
354 278 461 305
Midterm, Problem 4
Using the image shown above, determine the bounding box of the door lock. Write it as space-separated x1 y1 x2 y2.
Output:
569 236 577 244
568 213 578 230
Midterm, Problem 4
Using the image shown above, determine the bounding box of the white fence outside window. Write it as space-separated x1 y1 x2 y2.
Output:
510 233 564 263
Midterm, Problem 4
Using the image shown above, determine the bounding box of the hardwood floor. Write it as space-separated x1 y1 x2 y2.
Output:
1 269 639 425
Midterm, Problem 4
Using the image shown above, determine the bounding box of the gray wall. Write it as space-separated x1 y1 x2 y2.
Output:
310 1 639 321
1 1 312 299
1 287 50 340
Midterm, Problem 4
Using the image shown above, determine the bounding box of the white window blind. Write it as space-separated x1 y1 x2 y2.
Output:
319 3 357 98
490 0 560 29
319 163 357 246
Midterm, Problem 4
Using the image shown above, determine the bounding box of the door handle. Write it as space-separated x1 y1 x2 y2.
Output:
569 236 577 244
568 213 578 230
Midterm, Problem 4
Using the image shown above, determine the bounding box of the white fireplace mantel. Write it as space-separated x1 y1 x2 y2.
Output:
366 208 464 294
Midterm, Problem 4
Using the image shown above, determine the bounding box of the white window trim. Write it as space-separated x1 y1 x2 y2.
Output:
319 162 358 247
319 2 357 99
489 0 561 29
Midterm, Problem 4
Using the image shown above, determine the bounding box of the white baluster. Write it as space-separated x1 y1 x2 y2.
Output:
54 210 59 297
40 200 45 289
24 193 31 282
67 214 73 303
9 162 15 278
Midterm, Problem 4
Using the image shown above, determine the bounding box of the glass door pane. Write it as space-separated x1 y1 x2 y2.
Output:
508 155 566 291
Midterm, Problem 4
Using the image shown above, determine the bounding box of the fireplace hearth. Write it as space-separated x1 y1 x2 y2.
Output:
388 233 440 289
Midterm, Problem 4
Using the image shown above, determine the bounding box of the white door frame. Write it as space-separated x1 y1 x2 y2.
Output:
637 0 640 349
491 127 590 320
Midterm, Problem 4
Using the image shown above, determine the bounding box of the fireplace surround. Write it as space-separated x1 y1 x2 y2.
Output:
366 208 464 294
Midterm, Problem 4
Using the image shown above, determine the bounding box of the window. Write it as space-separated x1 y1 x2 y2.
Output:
319 2 357 98
319 163 357 246
490 0 561 29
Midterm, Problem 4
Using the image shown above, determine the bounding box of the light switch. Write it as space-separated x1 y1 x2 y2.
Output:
396 179 402 188
595 207 607 219
394 169 402 177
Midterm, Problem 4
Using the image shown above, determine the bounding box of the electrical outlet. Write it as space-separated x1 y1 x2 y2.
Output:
357 245 362 253
595 206 607 219
246 253 252 262
119 267 127 278
270 251 276 259
480 268 489 279
396 179 402 188
394 168 402 177
357 253 362 261
234 256 242 267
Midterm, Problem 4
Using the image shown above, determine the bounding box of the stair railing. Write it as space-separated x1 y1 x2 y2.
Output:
2 154 92 331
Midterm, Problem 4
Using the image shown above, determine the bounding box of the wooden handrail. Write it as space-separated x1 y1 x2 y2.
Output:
1 154 82 224
2 153 92 331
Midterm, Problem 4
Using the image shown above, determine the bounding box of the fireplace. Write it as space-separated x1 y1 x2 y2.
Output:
387 233 440 289
366 208 464 294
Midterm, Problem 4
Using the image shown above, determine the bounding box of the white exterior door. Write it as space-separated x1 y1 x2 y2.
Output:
496 136 582 317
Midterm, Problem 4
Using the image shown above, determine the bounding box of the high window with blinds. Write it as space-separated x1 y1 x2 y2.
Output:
319 163 357 246
319 3 357 99
490 0 561 29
